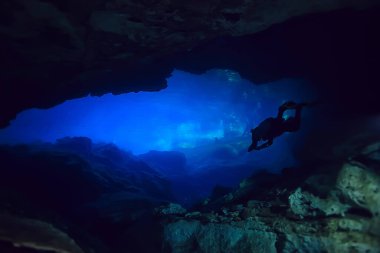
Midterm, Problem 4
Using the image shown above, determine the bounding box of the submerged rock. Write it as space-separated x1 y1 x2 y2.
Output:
161 138 380 253
0 139 174 253
337 162 380 217
155 203 187 216
0 213 84 253
288 187 350 218
1 0 378 128
163 220 277 253
163 210 380 253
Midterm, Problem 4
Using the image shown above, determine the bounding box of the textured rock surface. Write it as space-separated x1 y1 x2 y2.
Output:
337 162 380 217
163 220 277 253
0 213 84 253
163 218 380 253
161 136 380 253
155 203 187 216
1 0 379 127
288 187 350 217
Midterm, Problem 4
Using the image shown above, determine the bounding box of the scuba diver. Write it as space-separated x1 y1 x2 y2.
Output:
248 101 315 152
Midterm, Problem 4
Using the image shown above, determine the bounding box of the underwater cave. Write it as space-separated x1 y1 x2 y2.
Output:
0 1 380 253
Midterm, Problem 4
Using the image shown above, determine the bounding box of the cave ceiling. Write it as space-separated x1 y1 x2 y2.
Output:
0 0 379 127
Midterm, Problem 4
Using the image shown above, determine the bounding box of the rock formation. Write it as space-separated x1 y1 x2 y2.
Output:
0 213 85 253
1 0 379 127
0 137 174 252
160 129 380 253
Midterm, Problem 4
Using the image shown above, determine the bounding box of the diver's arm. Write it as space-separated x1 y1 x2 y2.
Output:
277 101 297 119
277 107 286 119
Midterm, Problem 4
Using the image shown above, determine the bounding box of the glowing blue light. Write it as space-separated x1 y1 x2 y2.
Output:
0 70 316 155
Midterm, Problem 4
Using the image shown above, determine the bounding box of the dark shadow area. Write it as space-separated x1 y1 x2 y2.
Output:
0 138 173 253
172 7 380 117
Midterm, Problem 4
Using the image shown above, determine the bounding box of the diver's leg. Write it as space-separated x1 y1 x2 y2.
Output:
248 137 258 151
248 140 258 152
248 129 259 152
277 106 286 119
258 138 273 150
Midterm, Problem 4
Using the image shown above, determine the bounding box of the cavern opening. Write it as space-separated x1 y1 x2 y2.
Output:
0 70 316 154
0 69 319 206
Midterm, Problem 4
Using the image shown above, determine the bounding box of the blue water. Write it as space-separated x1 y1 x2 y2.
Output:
0 69 316 157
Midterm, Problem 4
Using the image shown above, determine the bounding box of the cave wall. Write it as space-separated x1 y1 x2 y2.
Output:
173 7 380 116
0 0 379 127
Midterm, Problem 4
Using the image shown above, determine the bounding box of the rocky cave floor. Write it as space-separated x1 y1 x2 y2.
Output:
0 122 379 253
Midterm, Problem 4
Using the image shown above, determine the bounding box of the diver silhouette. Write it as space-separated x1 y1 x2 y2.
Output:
248 101 315 152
